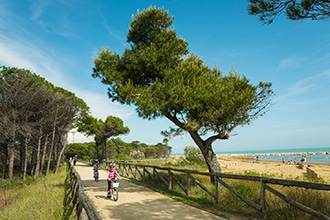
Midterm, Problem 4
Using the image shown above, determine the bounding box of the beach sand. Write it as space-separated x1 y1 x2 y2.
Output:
217 155 330 183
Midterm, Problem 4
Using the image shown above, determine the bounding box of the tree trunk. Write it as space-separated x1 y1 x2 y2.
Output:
54 137 58 171
30 144 36 176
94 138 101 161
40 135 49 174
189 131 221 184
55 142 65 173
6 125 17 181
55 133 68 173
7 140 15 181
166 113 222 179
1 142 8 178
46 125 56 176
22 137 28 180
20 141 23 177
34 135 42 178
102 139 107 162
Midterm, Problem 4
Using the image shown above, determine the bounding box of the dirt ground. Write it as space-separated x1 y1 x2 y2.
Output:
217 155 330 182
74 162 228 220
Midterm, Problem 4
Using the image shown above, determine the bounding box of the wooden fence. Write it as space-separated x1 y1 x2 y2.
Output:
68 166 102 220
114 162 330 220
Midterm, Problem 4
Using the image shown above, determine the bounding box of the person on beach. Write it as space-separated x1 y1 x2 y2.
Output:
300 155 306 164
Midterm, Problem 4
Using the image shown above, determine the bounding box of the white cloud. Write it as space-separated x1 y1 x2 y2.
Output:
75 89 134 120
103 21 126 43
278 56 301 69
0 13 134 125
276 69 330 104
30 0 51 22
0 33 67 85
0 35 36 69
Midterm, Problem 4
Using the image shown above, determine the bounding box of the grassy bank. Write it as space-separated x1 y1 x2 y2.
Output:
0 166 75 220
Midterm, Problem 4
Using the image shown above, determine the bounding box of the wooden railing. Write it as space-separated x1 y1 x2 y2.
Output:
68 166 102 220
115 162 330 220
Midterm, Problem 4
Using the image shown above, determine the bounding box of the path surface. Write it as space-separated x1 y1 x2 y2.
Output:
74 162 226 220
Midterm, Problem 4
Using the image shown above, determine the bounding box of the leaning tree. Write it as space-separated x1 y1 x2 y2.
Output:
92 7 273 178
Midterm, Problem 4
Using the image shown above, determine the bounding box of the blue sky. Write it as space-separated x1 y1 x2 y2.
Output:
1 0 329 154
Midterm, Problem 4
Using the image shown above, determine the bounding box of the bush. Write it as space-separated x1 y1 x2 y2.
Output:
183 146 204 164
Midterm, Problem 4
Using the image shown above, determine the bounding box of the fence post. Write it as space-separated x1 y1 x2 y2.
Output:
153 167 156 184
260 178 267 219
168 168 172 190
143 167 146 180
215 173 219 204
125 164 129 176
187 172 190 196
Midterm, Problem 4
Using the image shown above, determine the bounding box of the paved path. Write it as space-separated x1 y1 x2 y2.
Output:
74 162 226 220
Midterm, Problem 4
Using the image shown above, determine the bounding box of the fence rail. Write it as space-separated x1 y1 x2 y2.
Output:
114 162 330 220
68 166 102 220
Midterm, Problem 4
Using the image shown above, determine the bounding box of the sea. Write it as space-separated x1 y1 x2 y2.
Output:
216 147 330 164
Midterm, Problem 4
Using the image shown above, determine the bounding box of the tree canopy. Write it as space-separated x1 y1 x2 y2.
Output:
92 7 274 177
248 0 330 24
77 114 130 161
67 139 172 161
0 66 89 180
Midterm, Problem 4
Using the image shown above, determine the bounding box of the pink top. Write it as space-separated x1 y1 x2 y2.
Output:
108 169 116 179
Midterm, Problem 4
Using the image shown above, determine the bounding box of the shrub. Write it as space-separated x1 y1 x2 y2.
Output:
183 146 205 164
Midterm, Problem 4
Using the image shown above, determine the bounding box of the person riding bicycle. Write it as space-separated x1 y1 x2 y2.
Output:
107 164 120 197
93 160 99 180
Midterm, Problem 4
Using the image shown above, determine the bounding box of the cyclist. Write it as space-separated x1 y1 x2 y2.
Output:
93 160 99 181
107 164 120 197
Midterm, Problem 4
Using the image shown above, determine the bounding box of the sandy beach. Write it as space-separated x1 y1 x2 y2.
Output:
217 155 330 183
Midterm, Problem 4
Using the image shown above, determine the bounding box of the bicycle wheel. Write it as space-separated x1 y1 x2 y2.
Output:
94 172 99 182
113 188 118 201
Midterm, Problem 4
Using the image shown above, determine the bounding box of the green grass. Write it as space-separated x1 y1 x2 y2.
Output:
0 166 75 220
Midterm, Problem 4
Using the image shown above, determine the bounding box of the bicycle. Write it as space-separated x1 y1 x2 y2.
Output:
93 160 99 182
94 170 99 182
107 179 119 201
